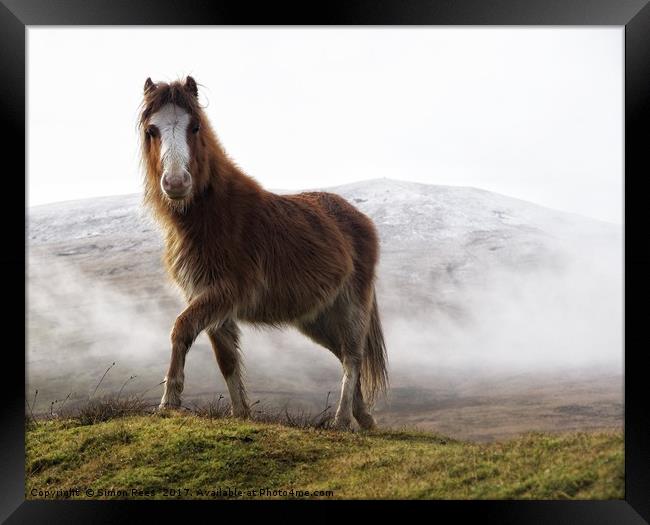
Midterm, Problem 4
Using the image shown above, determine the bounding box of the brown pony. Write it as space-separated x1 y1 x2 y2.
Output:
138 76 388 430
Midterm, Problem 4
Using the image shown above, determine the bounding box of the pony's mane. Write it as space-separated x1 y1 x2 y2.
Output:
139 79 203 127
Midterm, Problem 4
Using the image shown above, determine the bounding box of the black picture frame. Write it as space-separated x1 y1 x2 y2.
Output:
3 1 648 522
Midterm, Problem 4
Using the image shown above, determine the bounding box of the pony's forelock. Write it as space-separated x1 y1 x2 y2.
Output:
138 78 204 129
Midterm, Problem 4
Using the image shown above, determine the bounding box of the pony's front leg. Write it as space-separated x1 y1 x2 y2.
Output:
159 289 228 410
159 314 197 409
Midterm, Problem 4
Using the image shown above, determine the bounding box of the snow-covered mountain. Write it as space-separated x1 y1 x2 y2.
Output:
29 178 619 245
28 178 619 291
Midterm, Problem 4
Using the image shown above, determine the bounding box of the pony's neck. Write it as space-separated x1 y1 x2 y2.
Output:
199 125 263 199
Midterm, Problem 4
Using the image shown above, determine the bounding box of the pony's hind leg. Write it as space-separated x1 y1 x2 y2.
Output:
335 352 361 430
298 299 369 431
334 300 373 430
353 377 376 430
206 320 250 418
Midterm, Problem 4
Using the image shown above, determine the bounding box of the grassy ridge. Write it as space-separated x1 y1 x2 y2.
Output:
26 414 623 500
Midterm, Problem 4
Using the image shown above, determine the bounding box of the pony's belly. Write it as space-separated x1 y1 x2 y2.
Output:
239 279 345 324
238 303 321 326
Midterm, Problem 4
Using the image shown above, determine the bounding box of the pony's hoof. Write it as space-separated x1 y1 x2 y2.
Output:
332 417 354 431
355 413 377 431
158 399 181 411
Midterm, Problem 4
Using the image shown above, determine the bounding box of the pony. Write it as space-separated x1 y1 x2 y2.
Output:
138 76 388 429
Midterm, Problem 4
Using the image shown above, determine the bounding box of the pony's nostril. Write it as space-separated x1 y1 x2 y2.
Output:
163 174 190 190
162 177 174 191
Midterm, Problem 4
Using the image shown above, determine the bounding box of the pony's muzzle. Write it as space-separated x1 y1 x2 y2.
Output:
161 171 192 199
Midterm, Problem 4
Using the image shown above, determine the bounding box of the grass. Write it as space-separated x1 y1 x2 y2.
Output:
25 407 624 500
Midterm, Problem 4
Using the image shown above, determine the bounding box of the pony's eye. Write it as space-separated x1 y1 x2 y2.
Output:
192 123 200 134
145 125 158 138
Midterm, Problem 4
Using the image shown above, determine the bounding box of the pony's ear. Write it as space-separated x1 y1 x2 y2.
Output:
184 76 199 98
144 77 156 95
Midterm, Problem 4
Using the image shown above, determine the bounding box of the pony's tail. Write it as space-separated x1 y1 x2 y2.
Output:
361 290 389 405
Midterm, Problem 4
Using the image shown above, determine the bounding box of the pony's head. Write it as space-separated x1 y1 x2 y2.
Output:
139 76 209 205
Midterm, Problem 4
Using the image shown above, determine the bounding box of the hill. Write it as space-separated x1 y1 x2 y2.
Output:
26 413 623 500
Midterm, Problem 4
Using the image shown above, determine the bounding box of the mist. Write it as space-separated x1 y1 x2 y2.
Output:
376 247 622 375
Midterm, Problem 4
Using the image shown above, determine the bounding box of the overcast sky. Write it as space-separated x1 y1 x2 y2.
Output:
28 27 623 223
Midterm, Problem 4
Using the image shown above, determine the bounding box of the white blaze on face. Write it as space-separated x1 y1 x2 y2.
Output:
149 103 191 183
